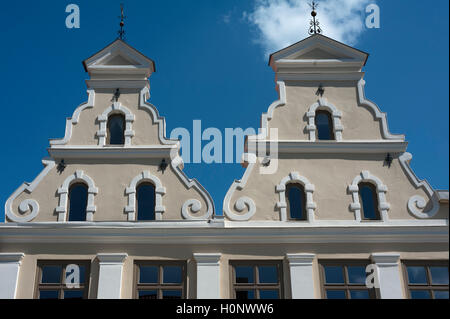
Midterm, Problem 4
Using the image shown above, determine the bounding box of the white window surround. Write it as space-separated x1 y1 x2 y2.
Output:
97 101 135 146
306 98 343 142
348 171 390 222
193 253 221 299
371 253 404 299
286 253 316 299
96 253 128 299
125 171 166 221
56 170 98 222
276 172 316 222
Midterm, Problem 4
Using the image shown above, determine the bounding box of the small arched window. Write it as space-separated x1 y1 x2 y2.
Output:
136 183 156 221
358 183 380 220
315 111 334 141
286 183 307 221
68 183 88 222
107 114 125 145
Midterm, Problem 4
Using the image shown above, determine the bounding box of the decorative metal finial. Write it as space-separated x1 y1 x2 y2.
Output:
118 4 126 40
309 1 322 35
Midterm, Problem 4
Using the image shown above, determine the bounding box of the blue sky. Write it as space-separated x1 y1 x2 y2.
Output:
1 0 448 221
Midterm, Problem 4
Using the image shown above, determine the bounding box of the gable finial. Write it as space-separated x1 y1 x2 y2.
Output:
308 1 322 35
118 3 126 41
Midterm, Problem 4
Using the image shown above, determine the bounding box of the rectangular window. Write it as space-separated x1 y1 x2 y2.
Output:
320 260 376 299
230 261 283 299
134 261 186 299
403 261 449 299
35 261 90 299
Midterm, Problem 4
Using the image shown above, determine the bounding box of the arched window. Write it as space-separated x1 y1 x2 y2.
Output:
315 110 334 141
286 183 307 221
136 183 156 221
107 114 125 145
68 183 88 222
358 183 381 220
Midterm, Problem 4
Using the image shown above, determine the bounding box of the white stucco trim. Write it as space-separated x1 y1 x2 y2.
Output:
49 90 95 146
276 172 316 222
399 153 441 219
5 158 55 223
56 170 98 222
306 98 343 141
97 102 135 146
125 171 166 221
0 253 24 299
223 82 286 221
371 253 404 299
193 253 221 299
96 253 128 299
357 79 405 141
286 254 316 299
348 171 390 222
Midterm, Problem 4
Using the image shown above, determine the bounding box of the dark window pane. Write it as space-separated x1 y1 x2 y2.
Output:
107 114 125 145
162 290 182 299
163 266 182 284
68 184 88 222
63 290 84 299
39 290 59 299
41 266 62 284
287 185 306 220
259 290 279 299
430 267 449 285
137 184 155 221
326 290 347 299
139 266 158 284
348 266 367 284
359 184 379 220
78 265 86 283
324 266 344 284
407 266 428 284
236 290 255 299
258 266 278 284
315 111 334 141
235 266 254 284
350 290 370 299
434 291 449 299
410 290 431 299
139 290 158 299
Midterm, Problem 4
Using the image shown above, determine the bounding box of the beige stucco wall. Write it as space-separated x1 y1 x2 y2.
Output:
268 81 385 141
9 159 208 222
227 154 448 221
3 242 447 299
68 89 163 146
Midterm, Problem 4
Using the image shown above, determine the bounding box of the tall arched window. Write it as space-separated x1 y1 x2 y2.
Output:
107 114 125 145
136 183 156 221
68 183 88 222
315 111 334 141
358 183 381 220
286 183 307 221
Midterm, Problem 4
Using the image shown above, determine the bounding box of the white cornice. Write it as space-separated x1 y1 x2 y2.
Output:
246 140 408 154
0 221 447 245
48 145 177 159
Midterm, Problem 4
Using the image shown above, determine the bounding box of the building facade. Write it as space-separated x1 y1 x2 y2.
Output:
0 34 448 299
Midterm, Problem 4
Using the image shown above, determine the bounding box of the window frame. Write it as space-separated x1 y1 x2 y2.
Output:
358 182 381 221
106 113 126 145
319 260 377 299
133 260 187 299
230 260 284 299
285 183 307 221
34 260 91 299
315 110 335 141
402 260 449 299
136 182 157 221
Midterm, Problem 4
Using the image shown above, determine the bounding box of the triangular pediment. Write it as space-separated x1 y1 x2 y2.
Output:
269 34 368 66
83 39 155 76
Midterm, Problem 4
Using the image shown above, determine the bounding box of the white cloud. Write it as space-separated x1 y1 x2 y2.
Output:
245 0 375 56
